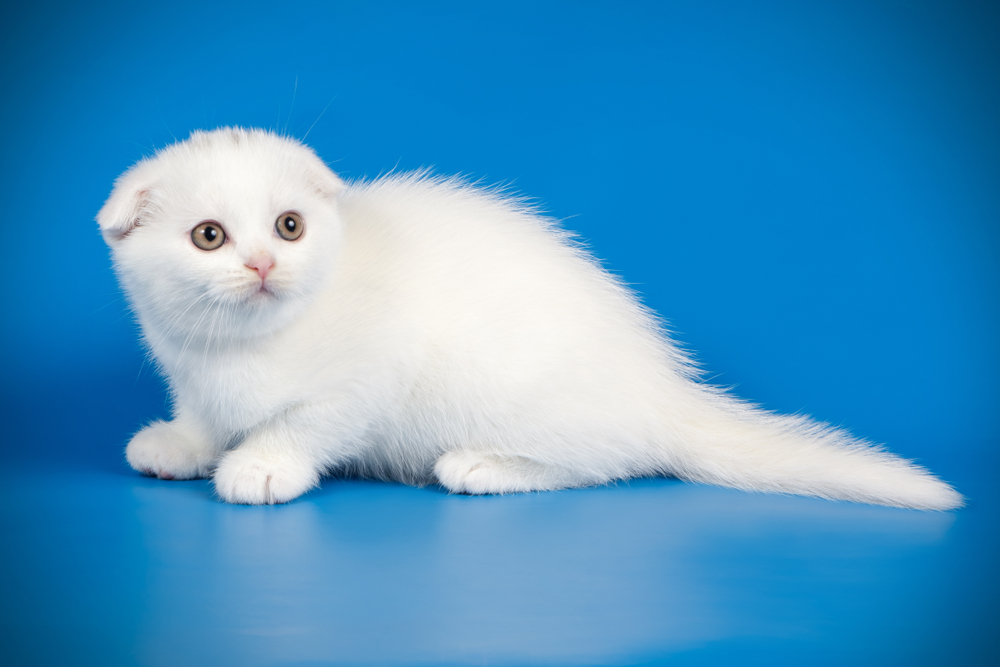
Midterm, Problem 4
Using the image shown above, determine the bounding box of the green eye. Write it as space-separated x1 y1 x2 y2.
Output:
191 221 226 250
275 212 304 241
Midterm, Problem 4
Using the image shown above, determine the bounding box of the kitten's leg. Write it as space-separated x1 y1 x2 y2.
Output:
434 451 593 494
212 406 356 505
126 415 219 480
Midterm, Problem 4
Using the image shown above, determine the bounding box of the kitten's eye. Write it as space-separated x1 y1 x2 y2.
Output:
275 212 304 241
191 222 227 250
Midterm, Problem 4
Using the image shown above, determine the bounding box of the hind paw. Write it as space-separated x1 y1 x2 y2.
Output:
434 451 571 494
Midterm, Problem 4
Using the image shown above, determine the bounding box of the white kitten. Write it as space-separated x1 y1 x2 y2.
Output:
98 127 962 510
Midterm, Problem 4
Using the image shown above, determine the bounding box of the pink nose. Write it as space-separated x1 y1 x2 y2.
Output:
244 254 275 280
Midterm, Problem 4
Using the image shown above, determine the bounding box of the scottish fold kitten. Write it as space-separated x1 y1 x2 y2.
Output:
98 127 961 510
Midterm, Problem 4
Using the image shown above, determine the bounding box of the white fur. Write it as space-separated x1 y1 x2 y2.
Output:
98 127 963 510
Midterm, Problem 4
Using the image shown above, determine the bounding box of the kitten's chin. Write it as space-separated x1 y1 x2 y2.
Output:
214 299 300 343
237 279 287 306
245 285 279 303
230 287 314 340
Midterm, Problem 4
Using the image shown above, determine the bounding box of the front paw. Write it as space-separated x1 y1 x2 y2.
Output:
212 448 320 505
126 420 216 480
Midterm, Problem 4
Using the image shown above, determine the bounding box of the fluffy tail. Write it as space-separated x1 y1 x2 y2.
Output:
664 388 963 510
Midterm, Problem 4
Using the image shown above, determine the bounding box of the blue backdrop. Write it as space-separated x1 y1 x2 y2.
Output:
1 1 997 665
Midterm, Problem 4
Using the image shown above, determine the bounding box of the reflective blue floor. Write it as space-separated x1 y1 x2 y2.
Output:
1 373 996 666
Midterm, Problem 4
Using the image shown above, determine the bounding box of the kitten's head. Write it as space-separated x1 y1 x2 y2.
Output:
98 127 344 345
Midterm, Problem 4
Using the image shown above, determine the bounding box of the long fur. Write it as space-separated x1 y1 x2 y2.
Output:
97 127 962 510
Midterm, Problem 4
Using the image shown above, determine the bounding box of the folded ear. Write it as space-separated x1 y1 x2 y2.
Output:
311 164 347 200
97 178 153 244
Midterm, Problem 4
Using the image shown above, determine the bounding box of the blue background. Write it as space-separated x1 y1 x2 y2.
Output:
1 1 997 664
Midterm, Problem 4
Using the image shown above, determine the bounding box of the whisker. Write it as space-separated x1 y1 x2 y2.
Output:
133 348 152 388
91 294 127 315
178 294 220 359
285 76 298 136
159 291 213 340
302 96 335 142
